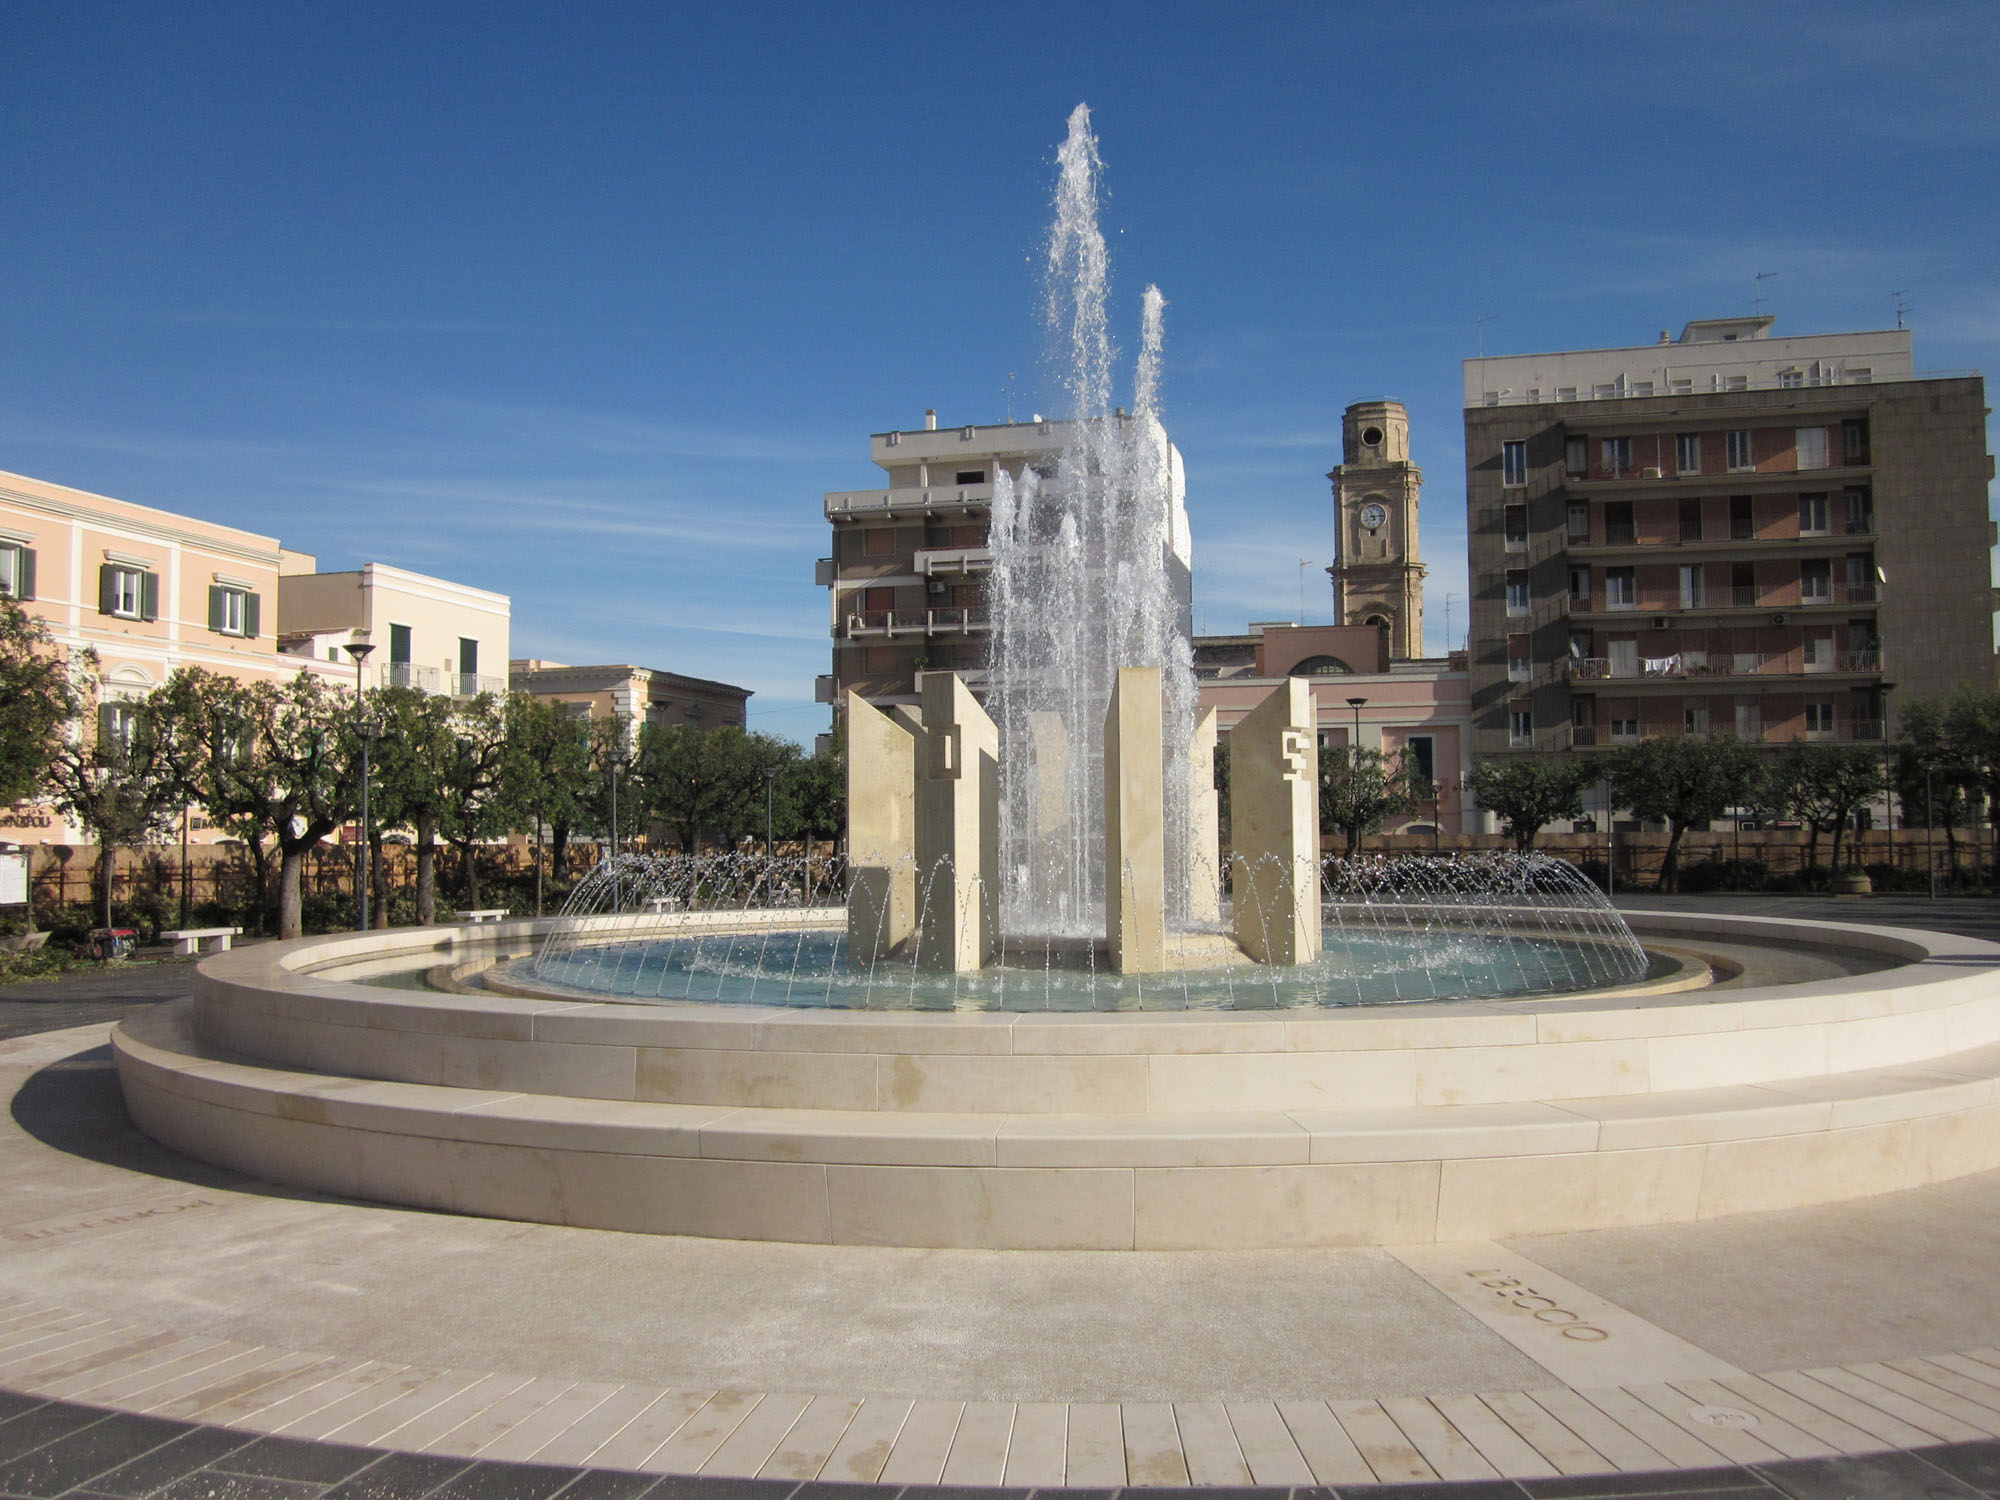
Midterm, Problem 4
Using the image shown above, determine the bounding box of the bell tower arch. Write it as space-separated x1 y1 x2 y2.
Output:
1328 399 1426 660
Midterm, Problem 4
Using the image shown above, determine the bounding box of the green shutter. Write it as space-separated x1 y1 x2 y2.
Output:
99 563 118 615
208 585 226 632
17 548 32 601
140 571 159 621
97 703 116 748
243 592 260 638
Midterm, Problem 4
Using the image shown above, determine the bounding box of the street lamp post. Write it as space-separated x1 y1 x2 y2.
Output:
1343 697 1366 860
764 765 778 861
607 749 623 911
1926 760 1939 901
345 641 375 932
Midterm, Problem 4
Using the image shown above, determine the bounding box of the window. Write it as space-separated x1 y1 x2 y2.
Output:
1847 369 1873 386
458 638 479 695
1505 571 1530 616
98 702 139 757
1778 369 1804 389
1844 487 1874 533
390 623 412 664
1606 567 1635 610
1592 383 1619 401
1724 374 1749 391
1567 503 1589 541
1502 440 1528 487
1630 381 1655 397
1842 418 1870 465
1610 718 1639 743
1804 634 1833 669
1675 433 1701 475
1732 561 1756 606
1600 436 1632 475
1508 635 1532 681
1569 565 1591 602
1609 639 1639 676
1679 564 1704 609
1404 735 1436 789
864 528 896 557
559 701 592 721
1685 703 1710 733
1669 378 1693 395
1795 427 1829 470
1805 702 1836 737
1726 430 1754 471
1503 504 1528 552
0 541 33 599
1798 493 1829 535
1845 554 1875 601
1564 437 1587 476
1604 501 1634 546
954 470 986 485
1801 560 1831 602
1679 497 1703 542
206 585 259 638
1735 703 1762 740
1730 495 1754 539
1509 704 1534 745
98 563 156 621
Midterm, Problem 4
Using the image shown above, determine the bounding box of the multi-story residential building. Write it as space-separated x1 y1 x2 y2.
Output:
818 411 1189 717
276 561 511 698
509 659 750 751
1463 317 1995 758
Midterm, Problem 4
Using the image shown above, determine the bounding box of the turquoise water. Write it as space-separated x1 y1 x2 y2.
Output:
518 924 1651 1012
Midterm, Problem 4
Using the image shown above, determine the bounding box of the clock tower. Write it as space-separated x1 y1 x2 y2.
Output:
1328 399 1426 660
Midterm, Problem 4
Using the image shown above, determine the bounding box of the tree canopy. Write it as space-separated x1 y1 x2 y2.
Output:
1465 756 1595 852
1607 733 1760 892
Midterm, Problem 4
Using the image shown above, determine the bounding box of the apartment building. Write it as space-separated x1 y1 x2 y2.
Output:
1463 317 1995 757
818 412 1190 717
509 659 750 752
276 561 511 698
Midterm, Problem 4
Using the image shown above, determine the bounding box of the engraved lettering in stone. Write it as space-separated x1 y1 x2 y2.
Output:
1463 1269 1610 1342
1281 729 1312 782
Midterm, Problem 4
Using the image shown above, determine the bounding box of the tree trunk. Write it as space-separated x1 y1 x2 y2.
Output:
459 842 481 909
278 846 306 939
551 823 570 882
97 842 116 931
534 822 545 916
1830 820 1847 873
1659 823 1688 893
416 814 437 925
370 830 390 929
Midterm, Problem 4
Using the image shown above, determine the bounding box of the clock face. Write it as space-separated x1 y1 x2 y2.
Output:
1359 502 1388 531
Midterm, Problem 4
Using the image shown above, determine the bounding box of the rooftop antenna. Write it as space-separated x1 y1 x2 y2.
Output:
1475 313 1498 402
1003 372 1017 423
1890 292 1909 330
1753 270 1779 315
1298 558 1314 625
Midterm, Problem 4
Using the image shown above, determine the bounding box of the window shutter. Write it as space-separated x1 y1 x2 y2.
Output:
99 563 118 615
140 571 160 621
97 703 116 747
243 592 260 638
15 548 32 600
208 585 226 632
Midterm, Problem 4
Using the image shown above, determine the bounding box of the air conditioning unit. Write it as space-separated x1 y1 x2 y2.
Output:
1652 616 1672 630
1641 466 1664 480
927 579 948 596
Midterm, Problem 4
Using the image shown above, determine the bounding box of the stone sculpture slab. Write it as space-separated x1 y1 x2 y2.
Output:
1104 666 1167 974
1229 678 1321 965
1188 706 1221 926
917 672 1001 972
845 692 916 963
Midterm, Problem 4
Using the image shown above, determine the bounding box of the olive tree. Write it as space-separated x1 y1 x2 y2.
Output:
1464 756 1596 852
1606 733 1760 893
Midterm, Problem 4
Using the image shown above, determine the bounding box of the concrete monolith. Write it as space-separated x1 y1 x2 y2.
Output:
845 692 916 963
1105 667 1167 974
917 672 1001 972
1229 678 1321 965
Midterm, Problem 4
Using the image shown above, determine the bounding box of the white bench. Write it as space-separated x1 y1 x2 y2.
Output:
159 927 241 957
641 896 682 914
455 909 508 924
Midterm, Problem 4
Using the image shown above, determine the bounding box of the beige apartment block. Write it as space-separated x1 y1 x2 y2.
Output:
278 562 511 698
1463 317 1996 759
0 467 301 844
509 659 751 750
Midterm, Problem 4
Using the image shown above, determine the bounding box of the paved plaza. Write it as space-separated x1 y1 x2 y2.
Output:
4 899 2000 1497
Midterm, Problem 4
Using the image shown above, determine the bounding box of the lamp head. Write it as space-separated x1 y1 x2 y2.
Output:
346 641 376 663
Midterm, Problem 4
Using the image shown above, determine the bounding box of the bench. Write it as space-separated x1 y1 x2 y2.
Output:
455 909 508 925
159 927 241 957
641 896 682 914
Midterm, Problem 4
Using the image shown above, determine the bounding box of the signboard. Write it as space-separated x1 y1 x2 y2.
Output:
0 851 26 906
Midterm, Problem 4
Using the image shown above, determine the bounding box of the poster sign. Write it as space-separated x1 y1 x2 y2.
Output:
0 851 25 906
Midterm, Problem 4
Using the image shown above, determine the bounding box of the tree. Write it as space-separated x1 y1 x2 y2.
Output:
435 694 509 910
775 745 844 846
1606 734 1759 893
1892 696 1979 873
1761 740 1884 875
0 598 80 810
45 658 187 929
362 685 459 925
635 724 793 852
1319 745 1422 859
1464 756 1595 852
498 694 595 914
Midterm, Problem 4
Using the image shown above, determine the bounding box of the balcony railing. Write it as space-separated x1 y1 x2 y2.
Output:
845 608 992 639
1572 720 1885 747
825 484 994 519
454 673 508 698
382 662 441 692
1567 650 1881 683
915 546 994 576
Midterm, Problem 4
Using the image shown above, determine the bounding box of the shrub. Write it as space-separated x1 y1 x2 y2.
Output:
1675 858 1771 894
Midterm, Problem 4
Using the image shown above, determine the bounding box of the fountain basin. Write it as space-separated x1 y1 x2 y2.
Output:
111 909 2000 1248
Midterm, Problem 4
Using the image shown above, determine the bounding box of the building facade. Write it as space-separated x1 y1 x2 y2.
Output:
276 562 511 698
819 412 1189 718
1462 318 1995 758
1327 400 1426 659
509 659 750 751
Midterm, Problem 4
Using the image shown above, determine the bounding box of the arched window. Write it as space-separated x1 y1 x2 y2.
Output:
1288 655 1352 677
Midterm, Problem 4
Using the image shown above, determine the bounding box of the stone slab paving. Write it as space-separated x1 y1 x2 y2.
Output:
9 901 2000 1494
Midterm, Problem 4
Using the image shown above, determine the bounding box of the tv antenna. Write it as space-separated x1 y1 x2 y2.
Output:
1753 270 1779 314
1890 292 1909 330
1475 313 1498 360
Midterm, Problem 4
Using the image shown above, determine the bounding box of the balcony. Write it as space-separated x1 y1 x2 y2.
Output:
1572 720 1885 748
825 484 994 520
1565 651 1881 685
1567 526 1877 558
382 662 442 692
844 608 991 640
915 545 994 576
454 673 508 698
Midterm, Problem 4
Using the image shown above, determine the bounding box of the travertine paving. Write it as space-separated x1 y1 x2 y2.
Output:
10 1010 2000 1488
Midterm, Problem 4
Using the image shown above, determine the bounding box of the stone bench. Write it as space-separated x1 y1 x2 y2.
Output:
640 896 681 914
157 927 240 958
454 909 508 924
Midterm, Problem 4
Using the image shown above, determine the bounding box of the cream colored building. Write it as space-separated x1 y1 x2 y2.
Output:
277 562 510 697
509 660 751 752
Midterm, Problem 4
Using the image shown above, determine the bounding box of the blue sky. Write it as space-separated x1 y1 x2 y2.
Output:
6 2 1997 742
